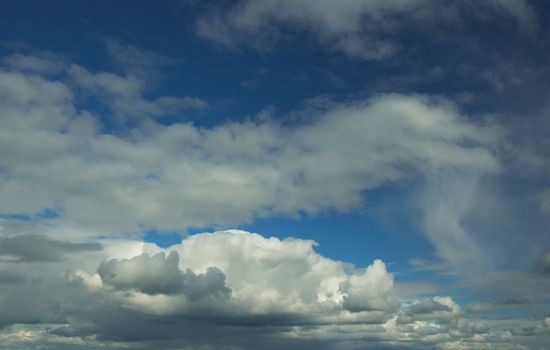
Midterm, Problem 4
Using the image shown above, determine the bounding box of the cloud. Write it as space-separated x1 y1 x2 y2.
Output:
413 91 550 275
418 172 489 274
0 229 400 343
103 38 180 79
171 230 375 315
408 298 454 315
98 251 231 300
1 52 67 75
0 234 102 263
340 259 399 312
0 270 26 284
0 56 502 235
68 64 207 118
196 0 538 59
397 296 461 324
0 228 547 348
98 251 185 294
538 251 550 274
196 0 423 59
467 270 550 302
485 0 539 34
0 70 72 107
539 189 550 214
0 5 547 346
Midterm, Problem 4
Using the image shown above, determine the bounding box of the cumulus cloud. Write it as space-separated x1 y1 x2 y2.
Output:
98 251 185 294
0 228 547 348
398 297 461 323
1 229 400 341
170 230 394 316
98 251 231 300
340 259 399 313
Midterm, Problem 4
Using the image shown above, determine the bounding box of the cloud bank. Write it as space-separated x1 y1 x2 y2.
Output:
0 228 547 349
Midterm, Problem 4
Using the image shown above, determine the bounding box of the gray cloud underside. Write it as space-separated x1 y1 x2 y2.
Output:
98 251 231 299
0 234 102 262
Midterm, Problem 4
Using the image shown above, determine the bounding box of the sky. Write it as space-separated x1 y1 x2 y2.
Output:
0 0 549 349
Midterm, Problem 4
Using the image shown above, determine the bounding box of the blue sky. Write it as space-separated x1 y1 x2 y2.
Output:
0 1 549 349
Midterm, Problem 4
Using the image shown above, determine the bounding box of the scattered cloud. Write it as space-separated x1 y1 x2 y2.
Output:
196 0 538 59
68 64 207 118
103 38 180 78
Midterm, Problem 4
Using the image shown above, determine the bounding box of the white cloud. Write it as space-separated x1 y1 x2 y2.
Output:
340 259 399 312
171 230 353 314
0 59 502 235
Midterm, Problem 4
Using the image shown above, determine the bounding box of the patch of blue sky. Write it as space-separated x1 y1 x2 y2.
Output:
142 229 184 248
0 208 60 222
240 210 434 270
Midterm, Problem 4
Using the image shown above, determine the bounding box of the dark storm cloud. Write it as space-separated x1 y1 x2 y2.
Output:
0 234 102 263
